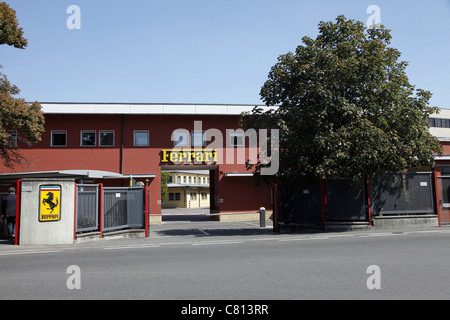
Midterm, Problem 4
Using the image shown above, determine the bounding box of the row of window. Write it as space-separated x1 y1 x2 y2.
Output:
428 118 450 128
48 130 247 147
167 192 209 201
168 175 209 184
50 130 117 147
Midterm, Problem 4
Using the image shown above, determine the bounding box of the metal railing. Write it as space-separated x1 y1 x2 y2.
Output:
102 187 145 232
76 184 99 233
76 185 147 235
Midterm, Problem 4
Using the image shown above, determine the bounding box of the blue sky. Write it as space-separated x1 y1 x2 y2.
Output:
1 0 449 108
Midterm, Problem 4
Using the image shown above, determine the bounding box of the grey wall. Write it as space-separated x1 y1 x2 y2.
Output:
19 178 75 246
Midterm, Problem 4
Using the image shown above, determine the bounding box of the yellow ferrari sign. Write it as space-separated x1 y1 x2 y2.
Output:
39 185 61 222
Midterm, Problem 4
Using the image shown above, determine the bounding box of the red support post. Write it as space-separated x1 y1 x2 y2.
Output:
144 185 149 238
99 183 104 238
14 179 21 246
366 177 373 227
74 183 77 240
321 179 327 231
433 167 442 227
272 184 279 233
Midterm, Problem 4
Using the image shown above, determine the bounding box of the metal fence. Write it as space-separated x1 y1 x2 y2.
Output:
278 184 323 226
277 172 436 226
326 179 367 221
76 185 146 234
103 187 145 232
371 172 434 215
76 184 99 232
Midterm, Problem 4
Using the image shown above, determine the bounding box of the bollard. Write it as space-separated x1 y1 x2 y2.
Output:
260 207 266 228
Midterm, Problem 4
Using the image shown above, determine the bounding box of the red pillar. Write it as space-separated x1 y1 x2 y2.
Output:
272 184 279 233
74 183 77 240
99 183 104 238
145 185 149 238
14 179 21 246
366 178 373 227
433 168 442 227
321 179 327 231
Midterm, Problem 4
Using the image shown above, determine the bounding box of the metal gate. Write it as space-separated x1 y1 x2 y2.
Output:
103 187 145 232
76 184 99 233
76 185 147 234
371 172 434 215
277 184 323 226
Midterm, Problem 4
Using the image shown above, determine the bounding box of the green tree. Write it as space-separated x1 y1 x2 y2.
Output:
0 2 44 168
243 15 442 184
161 172 170 201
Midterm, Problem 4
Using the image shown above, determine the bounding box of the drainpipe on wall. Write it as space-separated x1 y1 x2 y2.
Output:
120 114 124 175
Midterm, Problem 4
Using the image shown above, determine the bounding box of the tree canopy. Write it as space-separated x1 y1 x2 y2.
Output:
0 2 44 168
243 15 442 184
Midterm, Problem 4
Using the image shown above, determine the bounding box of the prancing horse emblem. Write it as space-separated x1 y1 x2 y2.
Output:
42 192 59 213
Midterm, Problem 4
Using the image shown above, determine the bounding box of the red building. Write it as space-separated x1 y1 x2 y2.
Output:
0 103 275 223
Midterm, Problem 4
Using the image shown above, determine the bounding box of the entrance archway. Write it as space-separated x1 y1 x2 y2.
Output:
160 165 219 222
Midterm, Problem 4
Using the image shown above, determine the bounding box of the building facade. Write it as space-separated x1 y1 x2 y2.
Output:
0 103 275 224
2 103 450 228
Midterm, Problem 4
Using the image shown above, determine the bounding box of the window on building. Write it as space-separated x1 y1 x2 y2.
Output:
6 130 17 147
51 131 67 147
169 193 175 201
175 193 181 201
188 176 191 183
134 130 149 146
99 131 114 147
81 130 96 146
190 192 197 200
177 176 181 183
182 176 186 183
173 130 190 147
428 118 450 128
193 177 196 184
168 176 173 183
229 131 245 147
441 166 450 176
191 130 206 147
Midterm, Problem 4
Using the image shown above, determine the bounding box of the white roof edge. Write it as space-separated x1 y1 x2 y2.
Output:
435 155 450 161
40 103 278 116
224 172 254 177
0 170 139 180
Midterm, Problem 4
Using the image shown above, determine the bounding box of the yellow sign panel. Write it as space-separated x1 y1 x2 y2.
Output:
161 149 218 164
39 185 61 222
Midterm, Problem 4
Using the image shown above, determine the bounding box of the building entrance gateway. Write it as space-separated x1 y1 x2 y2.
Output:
160 165 217 222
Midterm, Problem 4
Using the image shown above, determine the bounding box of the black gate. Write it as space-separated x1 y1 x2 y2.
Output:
278 184 322 226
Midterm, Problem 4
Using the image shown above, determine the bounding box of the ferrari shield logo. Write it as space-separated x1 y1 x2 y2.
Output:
39 185 61 222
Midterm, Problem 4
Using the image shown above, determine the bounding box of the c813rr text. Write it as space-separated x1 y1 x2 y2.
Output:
181 304 269 318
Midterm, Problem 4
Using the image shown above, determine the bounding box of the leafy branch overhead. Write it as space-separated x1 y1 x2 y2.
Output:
0 2 44 168
243 15 443 184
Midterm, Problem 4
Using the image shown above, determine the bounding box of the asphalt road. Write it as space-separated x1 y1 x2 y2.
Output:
1 224 450 301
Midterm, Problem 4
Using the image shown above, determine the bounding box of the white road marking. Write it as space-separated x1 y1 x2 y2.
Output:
104 244 160 250
0 250 61 256
279 237 329 242
192 241 244 246
198 229 210 236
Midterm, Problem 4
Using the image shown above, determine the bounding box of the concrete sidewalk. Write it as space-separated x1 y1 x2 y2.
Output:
1 217 448 249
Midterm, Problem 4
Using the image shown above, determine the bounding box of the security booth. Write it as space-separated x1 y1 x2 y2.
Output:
19 178 76 245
